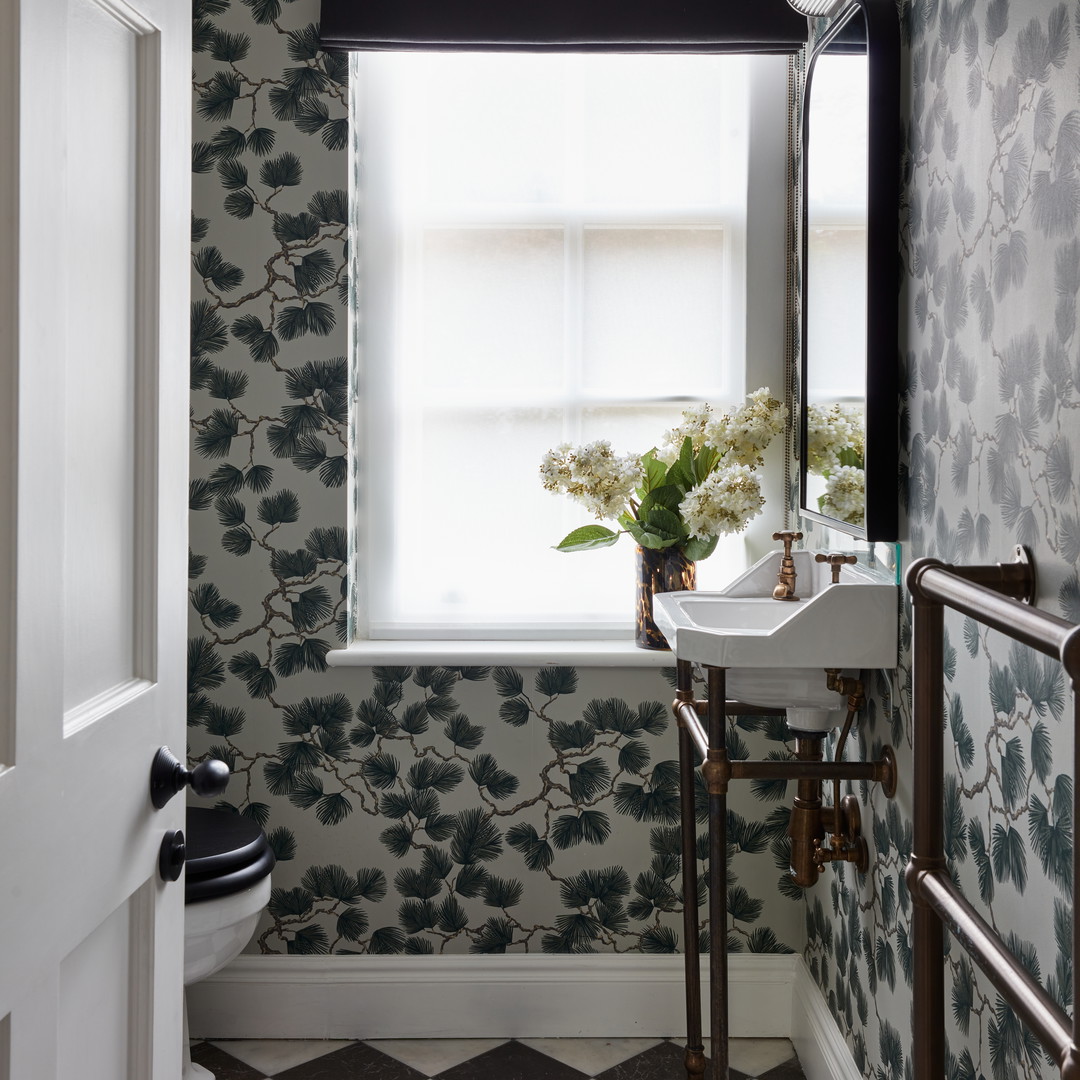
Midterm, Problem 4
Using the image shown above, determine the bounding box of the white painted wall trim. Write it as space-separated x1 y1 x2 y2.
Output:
187 952 799 1041
790 959 861 1080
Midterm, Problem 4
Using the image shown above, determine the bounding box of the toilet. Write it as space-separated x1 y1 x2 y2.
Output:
183 807 275 1080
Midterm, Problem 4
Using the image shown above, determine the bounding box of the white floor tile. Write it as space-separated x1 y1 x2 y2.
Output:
210 1038 356 1073
518 1037 663 1074
365 1038 507 1074
727 1038 796 1075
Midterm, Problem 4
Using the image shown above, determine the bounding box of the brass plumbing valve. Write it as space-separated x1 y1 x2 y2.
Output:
814 794 870 875
815 551 858 584
771 530 803 600
825 669 865 711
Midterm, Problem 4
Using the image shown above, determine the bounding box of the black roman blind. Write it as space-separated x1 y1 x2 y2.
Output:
318 1 809 53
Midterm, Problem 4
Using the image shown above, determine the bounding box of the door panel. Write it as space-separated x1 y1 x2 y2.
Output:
59 899 136 1079
0 0 191 1076
62 0 149 716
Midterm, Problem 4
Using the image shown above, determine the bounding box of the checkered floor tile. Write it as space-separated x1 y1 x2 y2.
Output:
190 1036 806 1080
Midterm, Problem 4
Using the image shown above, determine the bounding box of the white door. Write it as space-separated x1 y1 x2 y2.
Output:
0 0 191 1076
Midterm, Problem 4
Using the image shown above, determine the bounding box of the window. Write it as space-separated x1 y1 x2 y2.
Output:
351 52 789 641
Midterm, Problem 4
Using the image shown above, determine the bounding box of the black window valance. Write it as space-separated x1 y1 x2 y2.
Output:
319 1 809 54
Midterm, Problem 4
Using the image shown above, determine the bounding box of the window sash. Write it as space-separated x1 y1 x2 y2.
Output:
353 52 769 639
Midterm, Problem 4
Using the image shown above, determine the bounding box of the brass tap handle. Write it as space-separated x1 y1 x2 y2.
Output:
815 552 858 584
772 530 803 557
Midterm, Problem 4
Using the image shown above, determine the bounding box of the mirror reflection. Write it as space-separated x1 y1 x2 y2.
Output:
803 9 868 529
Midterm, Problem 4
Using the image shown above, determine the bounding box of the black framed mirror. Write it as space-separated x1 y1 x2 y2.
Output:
798 0 898 540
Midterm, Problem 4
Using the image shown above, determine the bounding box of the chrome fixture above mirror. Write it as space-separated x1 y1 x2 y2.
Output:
797 0 899 540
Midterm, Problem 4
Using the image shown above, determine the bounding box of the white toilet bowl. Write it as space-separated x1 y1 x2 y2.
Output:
182 808 274 1080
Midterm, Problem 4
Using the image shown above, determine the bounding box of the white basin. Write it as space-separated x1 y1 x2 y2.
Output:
652 549 897 710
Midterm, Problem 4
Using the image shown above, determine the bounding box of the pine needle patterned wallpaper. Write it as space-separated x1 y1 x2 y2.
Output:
189 0 1080 1074
188 0 804 965
799 1 1080 1078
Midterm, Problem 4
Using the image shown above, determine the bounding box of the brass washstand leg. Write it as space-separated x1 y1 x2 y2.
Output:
676 660 706 1080
706 666 729 1080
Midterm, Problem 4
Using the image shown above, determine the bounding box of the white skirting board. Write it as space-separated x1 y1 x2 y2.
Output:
187 953 797 1041
188 952 860 1075
790 960 863 1080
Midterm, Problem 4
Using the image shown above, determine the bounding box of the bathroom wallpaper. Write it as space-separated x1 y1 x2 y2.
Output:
799 0 1080 1077
188 0 804 961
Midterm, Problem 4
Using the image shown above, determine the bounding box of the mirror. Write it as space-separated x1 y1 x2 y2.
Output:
798 0 898 540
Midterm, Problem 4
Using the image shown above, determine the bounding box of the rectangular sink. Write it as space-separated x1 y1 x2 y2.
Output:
652 550 898 708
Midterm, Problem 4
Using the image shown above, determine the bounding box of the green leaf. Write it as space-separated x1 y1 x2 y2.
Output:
191 299 228 357
695 443 720 479
192 140 217 174
293 248 337 294
641 505 685 539
308 189 349 225
554 525 620 552
259 151 303 188
638 484 684 516
247 127 276 156
624 517 679 550
196 71 242 122
639 449 668 494
534 666 577 697
681 534 718 562
679 435 696 481
451 807 502 864
505 823 554 871
492 666 524 697
210 125 247 160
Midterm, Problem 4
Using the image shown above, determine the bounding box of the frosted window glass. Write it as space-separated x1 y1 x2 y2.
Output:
393 408 633 623
582 56 739 205
417 228 565 393
582 229 726 392
806 226 866 401
420 54 565 203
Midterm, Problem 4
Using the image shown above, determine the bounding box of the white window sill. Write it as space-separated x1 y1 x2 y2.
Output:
326 638 677 668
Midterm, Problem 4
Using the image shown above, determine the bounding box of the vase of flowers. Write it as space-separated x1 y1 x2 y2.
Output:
540 388 787 649
805 402 866 525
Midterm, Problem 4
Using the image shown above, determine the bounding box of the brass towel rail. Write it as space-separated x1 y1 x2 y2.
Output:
906 549 1080 1079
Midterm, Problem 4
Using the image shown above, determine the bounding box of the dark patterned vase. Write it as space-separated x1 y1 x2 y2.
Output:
635 545 696 650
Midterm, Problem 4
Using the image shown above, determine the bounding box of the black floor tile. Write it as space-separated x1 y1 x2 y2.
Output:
432 1039 590 1080
188 1038 804 1080
757 1060 804 1080
190 1041 268 1080
593 1039 730 1080
273 1041 428 1080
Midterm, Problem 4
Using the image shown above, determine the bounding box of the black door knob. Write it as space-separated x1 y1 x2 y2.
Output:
149 747 231 809
159 829 186 882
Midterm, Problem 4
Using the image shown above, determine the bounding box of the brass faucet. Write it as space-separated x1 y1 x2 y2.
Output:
815 551 858 583
771 530 802 600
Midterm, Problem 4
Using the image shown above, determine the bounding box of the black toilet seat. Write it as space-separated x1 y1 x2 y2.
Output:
185 807 275 904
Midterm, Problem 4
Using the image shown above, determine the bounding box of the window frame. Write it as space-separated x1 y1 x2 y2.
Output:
343 51 794 651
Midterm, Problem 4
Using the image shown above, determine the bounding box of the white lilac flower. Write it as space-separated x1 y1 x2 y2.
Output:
820 465 865 525
806 402 864 475
539 440 642 521
655 402 712 464
677 463 764 539
704 387 787 468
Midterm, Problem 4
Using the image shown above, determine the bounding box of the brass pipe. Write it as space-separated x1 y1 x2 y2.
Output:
673 700 710 763
707 666 729 1080
825 703 859 864
914 866 1073 1068
676 662 706 1080
726 757 891 784
898 551 1080 1080
1074 688 1080 1058
908 552 1080 679
787 734 826 888
909 580 947 1080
